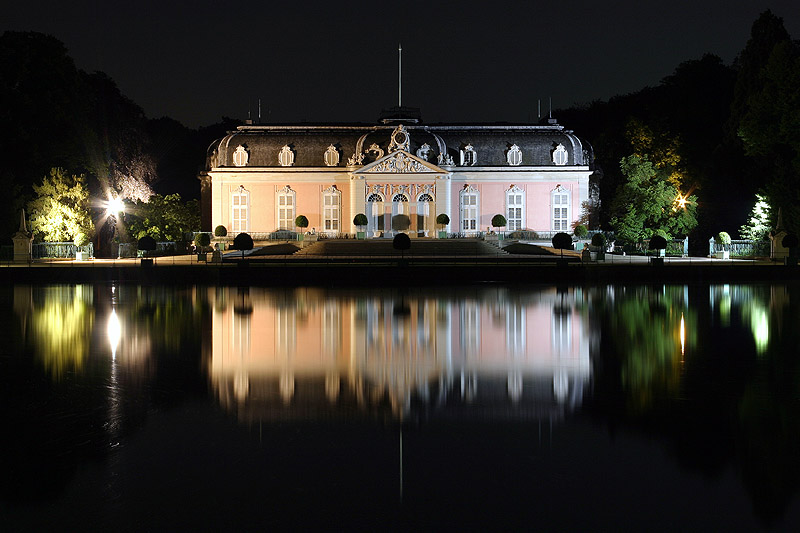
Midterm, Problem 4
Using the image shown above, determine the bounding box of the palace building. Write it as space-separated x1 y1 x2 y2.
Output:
199 109 594 238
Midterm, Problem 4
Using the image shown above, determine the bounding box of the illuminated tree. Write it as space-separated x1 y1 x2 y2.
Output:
125 193 200 242
610 155 697 244
740 194 772 240
27 168 94 242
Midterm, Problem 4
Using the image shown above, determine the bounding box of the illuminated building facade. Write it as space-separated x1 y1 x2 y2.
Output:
200 111 593 237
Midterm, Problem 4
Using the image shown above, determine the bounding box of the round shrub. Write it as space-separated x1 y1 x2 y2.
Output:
196 233 211 250
214 225 228 237
138 235 157 252
353 213 368 227
715 231 731 245
649 235 668 250
491 214 507 228
590 233 606 248
552 232 573 250
393 233 411 251
233 232 254 251
295 215 309 230
574 225 588 239
74 232 90 247
436 213 450 227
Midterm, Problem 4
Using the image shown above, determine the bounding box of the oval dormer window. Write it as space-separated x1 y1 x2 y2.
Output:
278 145 295 167
233 145 249 167
553 144 568 166
507 144 522 166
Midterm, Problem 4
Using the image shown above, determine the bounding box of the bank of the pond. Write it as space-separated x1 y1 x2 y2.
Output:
1 259 798 285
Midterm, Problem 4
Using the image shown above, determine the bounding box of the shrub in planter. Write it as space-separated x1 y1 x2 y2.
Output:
233 233 254 258
74 232 90 260
353 213 368 239
295 215 309 231
590 233 607 259
214 225 228 237
393 232 411 260
436 213 450 238
649 235 667 257
574 225 588 239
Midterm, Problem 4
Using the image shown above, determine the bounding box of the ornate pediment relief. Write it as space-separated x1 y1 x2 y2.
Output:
354 150 446 175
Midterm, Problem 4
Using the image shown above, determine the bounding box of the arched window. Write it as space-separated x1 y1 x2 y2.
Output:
506 186 525 231
277 186 296 230
460 144 477 166
552 144 569 166
367 193 384 236
231 186 249 233
322 186 341 233
460 186 479 232
393 193 409 214
417 193 433 236
551 186 570 231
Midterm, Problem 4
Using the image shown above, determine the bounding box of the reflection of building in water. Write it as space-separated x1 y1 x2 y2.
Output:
208 288 591 421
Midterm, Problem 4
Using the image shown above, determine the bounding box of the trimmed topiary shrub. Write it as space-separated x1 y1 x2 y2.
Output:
295 215 309 231
574 225 588 239
214 225 228 237
491 214 507 230
715 231 731 247
436 213 450 227
649 235 668 251
233 232 254 258
353 213 368 227
74 232 90 247
196 232 211 252
552 232 573 258
138 235 156 257
590 233 606 248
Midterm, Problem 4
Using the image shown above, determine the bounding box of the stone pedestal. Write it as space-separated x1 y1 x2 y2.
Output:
12 210 33 263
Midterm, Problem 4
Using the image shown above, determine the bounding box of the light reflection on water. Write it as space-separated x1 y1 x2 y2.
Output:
208 287 592 421
5 282 800 529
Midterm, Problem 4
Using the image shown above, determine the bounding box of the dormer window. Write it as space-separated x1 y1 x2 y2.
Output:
553 144 568 166
460 144 477 166
278 145 295 167
233 145 249 167
416 143 432 161
323 145 340 167
507 144 522 166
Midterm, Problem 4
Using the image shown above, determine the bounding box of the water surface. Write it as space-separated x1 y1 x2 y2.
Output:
2 283 799 531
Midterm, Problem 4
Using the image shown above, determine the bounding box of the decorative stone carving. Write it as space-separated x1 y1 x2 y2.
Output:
12 209 33 263
416 143 431 161
347 152 364 166
366 143 384 159
460 144 477 166
278 145 295 167
388 124 410 152
324 144 340 167
553 144 568 166
438 153 455 166
366 152 427 173
233 145 249 167
506 144 523 166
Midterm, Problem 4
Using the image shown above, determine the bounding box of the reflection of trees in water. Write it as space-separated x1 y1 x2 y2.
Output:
594 283 800 526
602 285 695 413
29 286 94 379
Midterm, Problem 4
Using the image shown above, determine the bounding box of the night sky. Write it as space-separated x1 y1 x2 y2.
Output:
5 1 800 128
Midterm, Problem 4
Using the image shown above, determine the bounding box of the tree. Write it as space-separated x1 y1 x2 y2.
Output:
552 232 573 258
196 232 211 252
27 168 94 242
436 213 450 229
353 213 368 228
491 214 507 231
295 215 309 232
233 232 253 259
125 193 200 242
740 194 772 240
214 225 228 237
610 155 698 244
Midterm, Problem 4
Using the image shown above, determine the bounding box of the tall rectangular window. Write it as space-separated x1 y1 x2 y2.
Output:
506 188 524 230
460 189 479 232
552 188 570 231
277 187 296 230
323 187 341 233
231 187 249 233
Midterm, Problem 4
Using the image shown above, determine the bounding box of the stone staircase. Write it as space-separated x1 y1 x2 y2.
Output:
294 238 508 257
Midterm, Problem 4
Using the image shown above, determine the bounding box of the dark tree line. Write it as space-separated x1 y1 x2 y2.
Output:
0 31 240 243
558 10 799 250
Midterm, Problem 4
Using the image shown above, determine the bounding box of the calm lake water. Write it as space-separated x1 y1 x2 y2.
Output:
2 283 799 531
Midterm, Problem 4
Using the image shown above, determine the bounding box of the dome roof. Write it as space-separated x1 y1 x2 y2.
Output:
207 121 592 170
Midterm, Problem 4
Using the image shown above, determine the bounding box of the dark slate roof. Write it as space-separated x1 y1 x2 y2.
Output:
207 121 593 170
